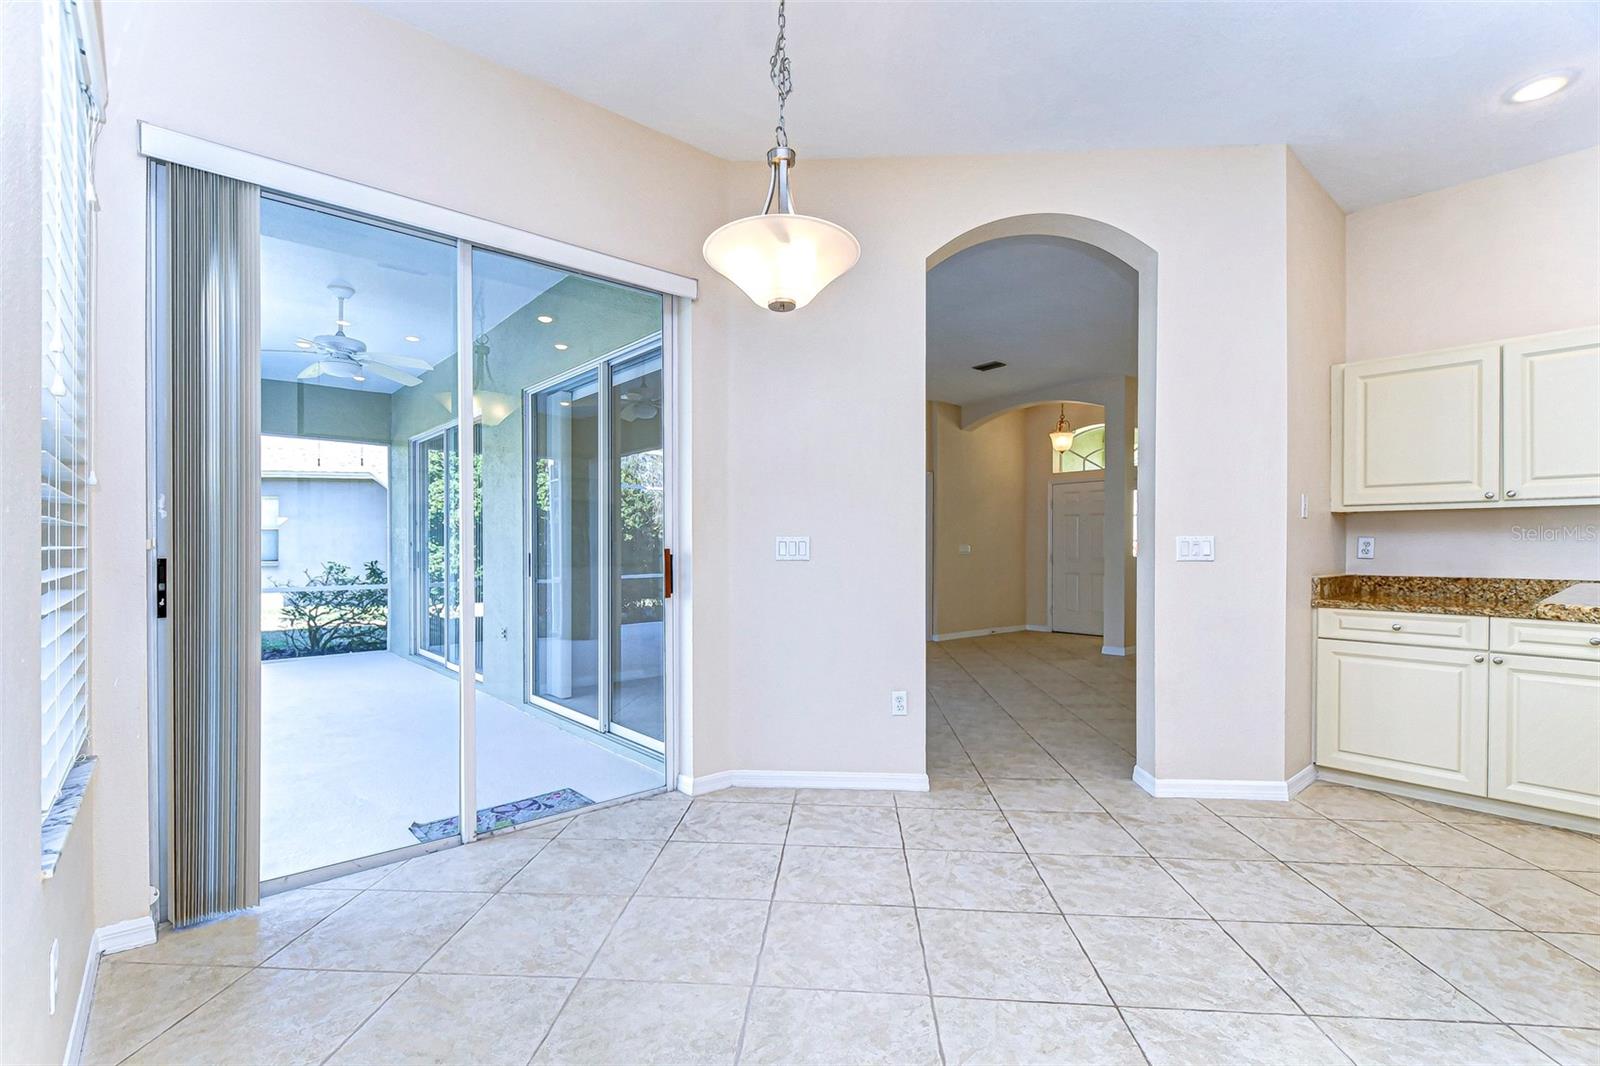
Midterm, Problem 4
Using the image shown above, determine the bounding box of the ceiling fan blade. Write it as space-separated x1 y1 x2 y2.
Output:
361 352 431 371
296 362 325 379
360 362 423 387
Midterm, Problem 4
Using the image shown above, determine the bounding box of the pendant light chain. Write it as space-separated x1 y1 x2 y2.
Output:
770 0 793 148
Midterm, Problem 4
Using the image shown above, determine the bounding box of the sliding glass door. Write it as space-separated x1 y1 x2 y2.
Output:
610 350 667 748
524 347 666 751
412 422 482 672
528 371 603 726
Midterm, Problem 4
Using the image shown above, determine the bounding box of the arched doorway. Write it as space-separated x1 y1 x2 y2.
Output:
925 213 1158 780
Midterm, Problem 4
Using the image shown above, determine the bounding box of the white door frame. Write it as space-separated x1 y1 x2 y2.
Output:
142 126 691 902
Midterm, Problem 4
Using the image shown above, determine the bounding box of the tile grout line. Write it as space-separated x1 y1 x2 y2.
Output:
526 795 698 1065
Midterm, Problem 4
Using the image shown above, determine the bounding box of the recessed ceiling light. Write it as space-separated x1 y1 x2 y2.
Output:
554 343 569 351
404 335 421 343
537 315 554 324
1506 71 1575 104
295 339 314 349
559 399 572 407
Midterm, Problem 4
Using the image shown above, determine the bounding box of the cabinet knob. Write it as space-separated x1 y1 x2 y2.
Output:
1506 489 1518 498
1589 637 1600 646
1473 654 1485 663
1492 656 1505 665
1391 623 1403 631
1484 491 1496 499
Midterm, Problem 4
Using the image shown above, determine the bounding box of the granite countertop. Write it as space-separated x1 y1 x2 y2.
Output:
1312 575 1600 624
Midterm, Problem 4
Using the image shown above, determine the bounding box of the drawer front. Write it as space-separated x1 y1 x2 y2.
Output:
1490 617 1600 661
1315 639 1488 796
1317 609 1488 651
1488 654 1600 819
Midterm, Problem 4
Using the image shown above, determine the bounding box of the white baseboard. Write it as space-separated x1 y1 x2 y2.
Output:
1101 644 1134 656
65 917 157 1065
1132 765 1306 801
96 916 156 955
931 625 1026 642
1024 624 1051 633
1315 767 1600 834
678 770 930 796
1285 763 1317 797
64 916 156 1065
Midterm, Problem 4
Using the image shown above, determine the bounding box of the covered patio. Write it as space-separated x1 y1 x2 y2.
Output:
260 650 661 881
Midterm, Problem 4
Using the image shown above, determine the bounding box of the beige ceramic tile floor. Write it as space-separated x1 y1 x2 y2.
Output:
84 634 1600 1065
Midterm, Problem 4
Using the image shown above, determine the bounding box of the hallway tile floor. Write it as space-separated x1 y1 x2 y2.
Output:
85 634 1600 1064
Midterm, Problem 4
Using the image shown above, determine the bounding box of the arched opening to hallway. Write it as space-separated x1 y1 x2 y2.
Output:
924 214 1157 792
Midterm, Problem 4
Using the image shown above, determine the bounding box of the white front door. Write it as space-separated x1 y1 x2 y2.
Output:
1050 480 1105 635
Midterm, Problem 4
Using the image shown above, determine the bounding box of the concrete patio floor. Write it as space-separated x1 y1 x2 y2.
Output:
261 651 663 881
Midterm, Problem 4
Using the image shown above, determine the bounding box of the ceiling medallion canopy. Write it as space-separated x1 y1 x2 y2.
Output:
702 0 860 312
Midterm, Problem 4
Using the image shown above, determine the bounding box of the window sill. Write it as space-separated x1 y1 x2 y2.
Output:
41 755 96 878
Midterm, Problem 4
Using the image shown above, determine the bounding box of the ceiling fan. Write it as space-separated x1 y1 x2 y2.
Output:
266 283 431 387
618 386 659 422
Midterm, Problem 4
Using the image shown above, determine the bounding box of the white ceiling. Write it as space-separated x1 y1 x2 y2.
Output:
364 0 1598 210
261 198 566 393
927 235 1136 406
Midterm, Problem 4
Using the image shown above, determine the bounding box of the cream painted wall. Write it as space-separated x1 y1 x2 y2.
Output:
1344 148 1600 579
89 0 740 949
928 402 1029 635
1 5 97 1061
1284 152 1348 778
723 147 1295 784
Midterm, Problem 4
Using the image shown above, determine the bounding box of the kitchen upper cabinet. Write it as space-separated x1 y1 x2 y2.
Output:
1315 638 1489 796
1502 329 1600 502
1338 345 1500 507
1488 653 1600 819
1332 327 1600 510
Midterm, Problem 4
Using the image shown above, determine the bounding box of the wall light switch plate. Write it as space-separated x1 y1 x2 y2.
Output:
775 536 810 561
958 544 972 555
1176 535 1215 561
1356 536 1375 560
891 690 908 716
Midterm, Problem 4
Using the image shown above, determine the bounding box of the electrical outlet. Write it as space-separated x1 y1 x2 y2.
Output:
1356 536 1375 560
891 690 908 716
49 938 59 1016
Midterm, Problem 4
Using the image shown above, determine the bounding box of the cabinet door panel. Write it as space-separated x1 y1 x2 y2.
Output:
1341 346 1500 506
1488 654 1600 818
1503 329 1600 502
1316 640 1488 795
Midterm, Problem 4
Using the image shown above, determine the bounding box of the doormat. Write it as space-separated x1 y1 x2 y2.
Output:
409 788 594 843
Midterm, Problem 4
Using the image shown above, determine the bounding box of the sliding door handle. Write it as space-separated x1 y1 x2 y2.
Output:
663 548 674 599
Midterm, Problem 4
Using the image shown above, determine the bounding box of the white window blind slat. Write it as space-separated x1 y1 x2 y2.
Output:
39 0 97 815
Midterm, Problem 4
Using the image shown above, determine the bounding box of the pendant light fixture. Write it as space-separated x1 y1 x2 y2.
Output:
1050 405 1076 452
702 0 860 312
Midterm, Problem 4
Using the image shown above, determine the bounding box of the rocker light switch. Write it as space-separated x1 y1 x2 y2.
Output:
1176 536 1215 561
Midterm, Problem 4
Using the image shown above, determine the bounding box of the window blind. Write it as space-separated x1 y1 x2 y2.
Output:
40 0 97 813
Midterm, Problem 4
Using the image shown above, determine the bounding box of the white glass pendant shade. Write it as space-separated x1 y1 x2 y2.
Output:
1050 428 1075 452
703 211 860 313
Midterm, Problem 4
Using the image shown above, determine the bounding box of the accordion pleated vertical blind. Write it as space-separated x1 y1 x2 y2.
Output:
163 163 263 927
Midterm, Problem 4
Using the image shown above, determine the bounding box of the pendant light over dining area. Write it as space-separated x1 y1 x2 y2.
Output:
702 0 860 312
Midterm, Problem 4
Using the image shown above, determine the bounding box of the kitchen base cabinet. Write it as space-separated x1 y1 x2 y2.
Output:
1315 640 1488 796
1488 654 1600 819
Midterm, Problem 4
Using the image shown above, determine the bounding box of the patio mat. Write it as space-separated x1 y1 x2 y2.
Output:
409 788 594 843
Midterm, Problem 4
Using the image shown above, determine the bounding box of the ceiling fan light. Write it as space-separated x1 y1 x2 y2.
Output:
295 339 313 349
